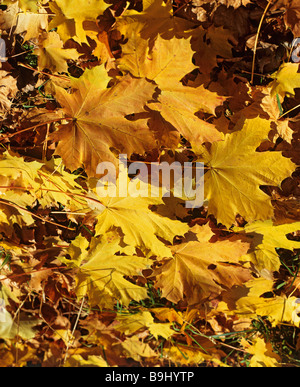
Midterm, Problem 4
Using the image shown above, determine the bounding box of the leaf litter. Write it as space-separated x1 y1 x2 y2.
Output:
0 0 299 367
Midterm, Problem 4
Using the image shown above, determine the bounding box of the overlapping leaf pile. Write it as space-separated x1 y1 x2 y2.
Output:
0 0 300 367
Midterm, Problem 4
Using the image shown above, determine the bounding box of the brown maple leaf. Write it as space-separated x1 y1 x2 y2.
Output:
50 65 157 176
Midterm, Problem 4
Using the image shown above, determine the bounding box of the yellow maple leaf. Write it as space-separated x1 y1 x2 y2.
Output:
120 336 157 362
117 33 225 146
163 340 225 366
219 277 298 327
240 337 281 367
118 35 197 90
0 310 41 340
201 117 296 227
64 354 108 367
49 0 109 43
91 176 189 257
115 310 174 340
0 2 48 42
115 0 195 41
61 231 149 308
35 31 80 73
1 0 41 13
149 83 225 147
235 220 300 272
269 63 300 98
0 151 87 216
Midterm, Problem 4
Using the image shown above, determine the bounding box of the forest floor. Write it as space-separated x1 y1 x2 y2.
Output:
0 0 300 367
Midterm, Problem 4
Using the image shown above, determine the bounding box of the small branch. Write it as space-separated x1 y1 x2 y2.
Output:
250 0 273 85
62 296 85 366
278 104 300 119
17 62 70 80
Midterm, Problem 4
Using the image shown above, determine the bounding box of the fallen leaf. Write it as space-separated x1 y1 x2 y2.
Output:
240 337 281 367
50 65 157 176
201 117 296 227
153 230 251 303
269 63 300 98
35 31 80 73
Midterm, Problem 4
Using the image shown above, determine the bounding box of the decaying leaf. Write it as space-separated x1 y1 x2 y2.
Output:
0 71 17 118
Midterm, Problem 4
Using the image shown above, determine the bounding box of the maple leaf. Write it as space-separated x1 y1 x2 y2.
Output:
90 177 189 257
115 0 195 41
115 310 174 339
259 90 294 143
49 0 109 43
219 277 298 327
0 151 87 216
117 34 225 146
269 63 300 98
0 311 41 340
120 336 157 362
153 224 251 303
200 117 296 227
61 232 149 308
118 35 197 90
37 158 87 212
50 65 157 176
1 0 40 13
230 87 294 143
235 220 300 272
35 31 80 73
149 83 225 147
162 340 225 366
240 337 281 367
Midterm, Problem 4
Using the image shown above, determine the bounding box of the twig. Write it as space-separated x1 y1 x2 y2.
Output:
250 0 273 85
278 104 300 119
17 62 70 80
0 117 71 141
0 198 76 231
62 296 85 366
